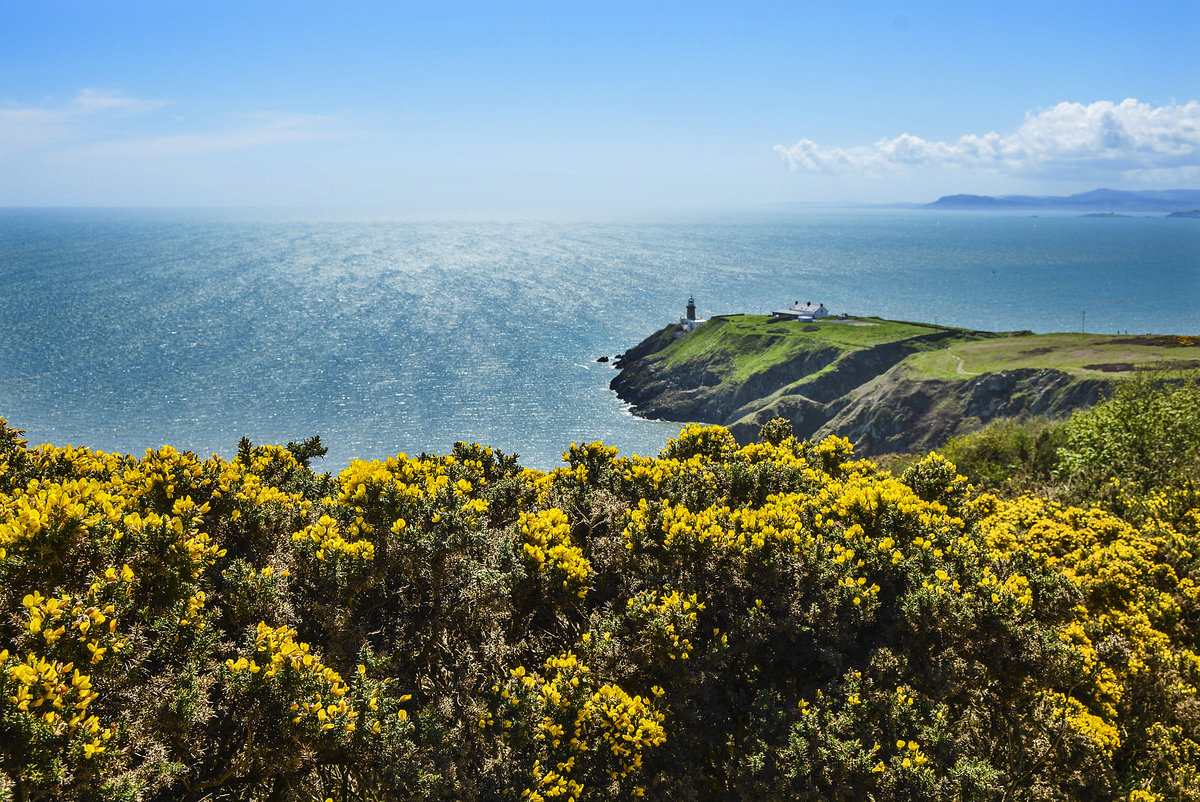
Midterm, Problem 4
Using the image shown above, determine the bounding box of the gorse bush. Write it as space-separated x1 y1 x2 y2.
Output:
939 417 1067 494
0 408 1197 801
1059 371 1200 498
934 371 1200 505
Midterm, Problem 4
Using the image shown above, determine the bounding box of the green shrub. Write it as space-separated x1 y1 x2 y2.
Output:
1058 371 1200 496
939 417 1067 494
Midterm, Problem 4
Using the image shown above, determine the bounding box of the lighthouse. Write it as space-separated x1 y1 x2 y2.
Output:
678 296 706 335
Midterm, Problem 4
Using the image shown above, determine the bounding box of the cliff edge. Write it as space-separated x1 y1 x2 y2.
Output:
611 315 1199 455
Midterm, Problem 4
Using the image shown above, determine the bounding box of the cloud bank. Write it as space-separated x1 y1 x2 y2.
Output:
775 99 1200 182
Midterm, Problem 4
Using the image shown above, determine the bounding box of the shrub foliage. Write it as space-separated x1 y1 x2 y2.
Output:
1 396 1197 800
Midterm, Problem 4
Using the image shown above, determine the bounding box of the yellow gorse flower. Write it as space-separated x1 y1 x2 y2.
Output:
520 508 592 596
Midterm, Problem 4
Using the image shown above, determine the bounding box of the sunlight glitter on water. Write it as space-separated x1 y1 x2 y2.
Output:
1 208 1196 469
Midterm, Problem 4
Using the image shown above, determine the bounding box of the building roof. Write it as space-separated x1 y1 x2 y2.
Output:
772 301 828 318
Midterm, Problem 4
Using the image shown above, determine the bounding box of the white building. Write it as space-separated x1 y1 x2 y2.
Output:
772 300 829 321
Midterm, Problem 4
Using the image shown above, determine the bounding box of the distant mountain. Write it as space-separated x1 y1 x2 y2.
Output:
926 188 1200 212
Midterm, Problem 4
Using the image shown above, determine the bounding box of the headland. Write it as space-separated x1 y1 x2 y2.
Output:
610 312 1200 455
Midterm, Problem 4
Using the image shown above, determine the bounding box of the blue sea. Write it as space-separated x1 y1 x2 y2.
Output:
1 208 1197 471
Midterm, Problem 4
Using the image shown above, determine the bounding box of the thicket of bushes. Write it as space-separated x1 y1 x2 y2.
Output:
1 375 1197 801
941 373 1200 502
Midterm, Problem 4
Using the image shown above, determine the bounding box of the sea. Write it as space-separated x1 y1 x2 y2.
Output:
1 207 1197 472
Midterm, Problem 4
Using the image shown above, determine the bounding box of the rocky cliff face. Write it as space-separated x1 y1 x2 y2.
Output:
609 321 844 423
789 367 1110 456
611 327 1113 456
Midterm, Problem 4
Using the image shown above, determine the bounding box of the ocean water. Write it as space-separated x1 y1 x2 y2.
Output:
1 207 1197 471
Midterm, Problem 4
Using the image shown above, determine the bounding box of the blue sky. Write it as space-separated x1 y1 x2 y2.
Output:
2 0 1197 212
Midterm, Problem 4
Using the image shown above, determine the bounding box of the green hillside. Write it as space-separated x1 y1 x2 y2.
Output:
659 315 1199 383
660 315 966 382
909 332 1200 379
611 316 1200 456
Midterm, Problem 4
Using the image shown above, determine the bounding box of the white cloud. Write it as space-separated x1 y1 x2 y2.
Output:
61 113 342 160
0 90 342 163
775 99 1200 183
0 89 167 149
69 88 166 115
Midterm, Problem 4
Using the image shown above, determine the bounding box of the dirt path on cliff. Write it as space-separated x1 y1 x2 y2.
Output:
954 356 981 376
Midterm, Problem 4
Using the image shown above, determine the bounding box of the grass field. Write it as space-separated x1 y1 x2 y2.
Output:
907 333 1200 379
661 315 957 382
651 316 1200 388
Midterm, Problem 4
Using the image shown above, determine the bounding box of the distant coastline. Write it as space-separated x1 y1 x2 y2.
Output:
924 188 1200 212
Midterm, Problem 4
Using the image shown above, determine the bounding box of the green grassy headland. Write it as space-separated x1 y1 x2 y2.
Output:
661 314 1200 383
612 314 1200 455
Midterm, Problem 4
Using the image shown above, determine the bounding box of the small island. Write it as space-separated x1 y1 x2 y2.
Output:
611 304 1200 455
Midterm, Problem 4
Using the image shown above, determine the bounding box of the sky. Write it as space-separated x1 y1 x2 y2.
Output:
1 0 1198 212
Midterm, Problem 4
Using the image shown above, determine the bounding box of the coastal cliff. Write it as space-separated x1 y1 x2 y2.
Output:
610 315 1197 455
